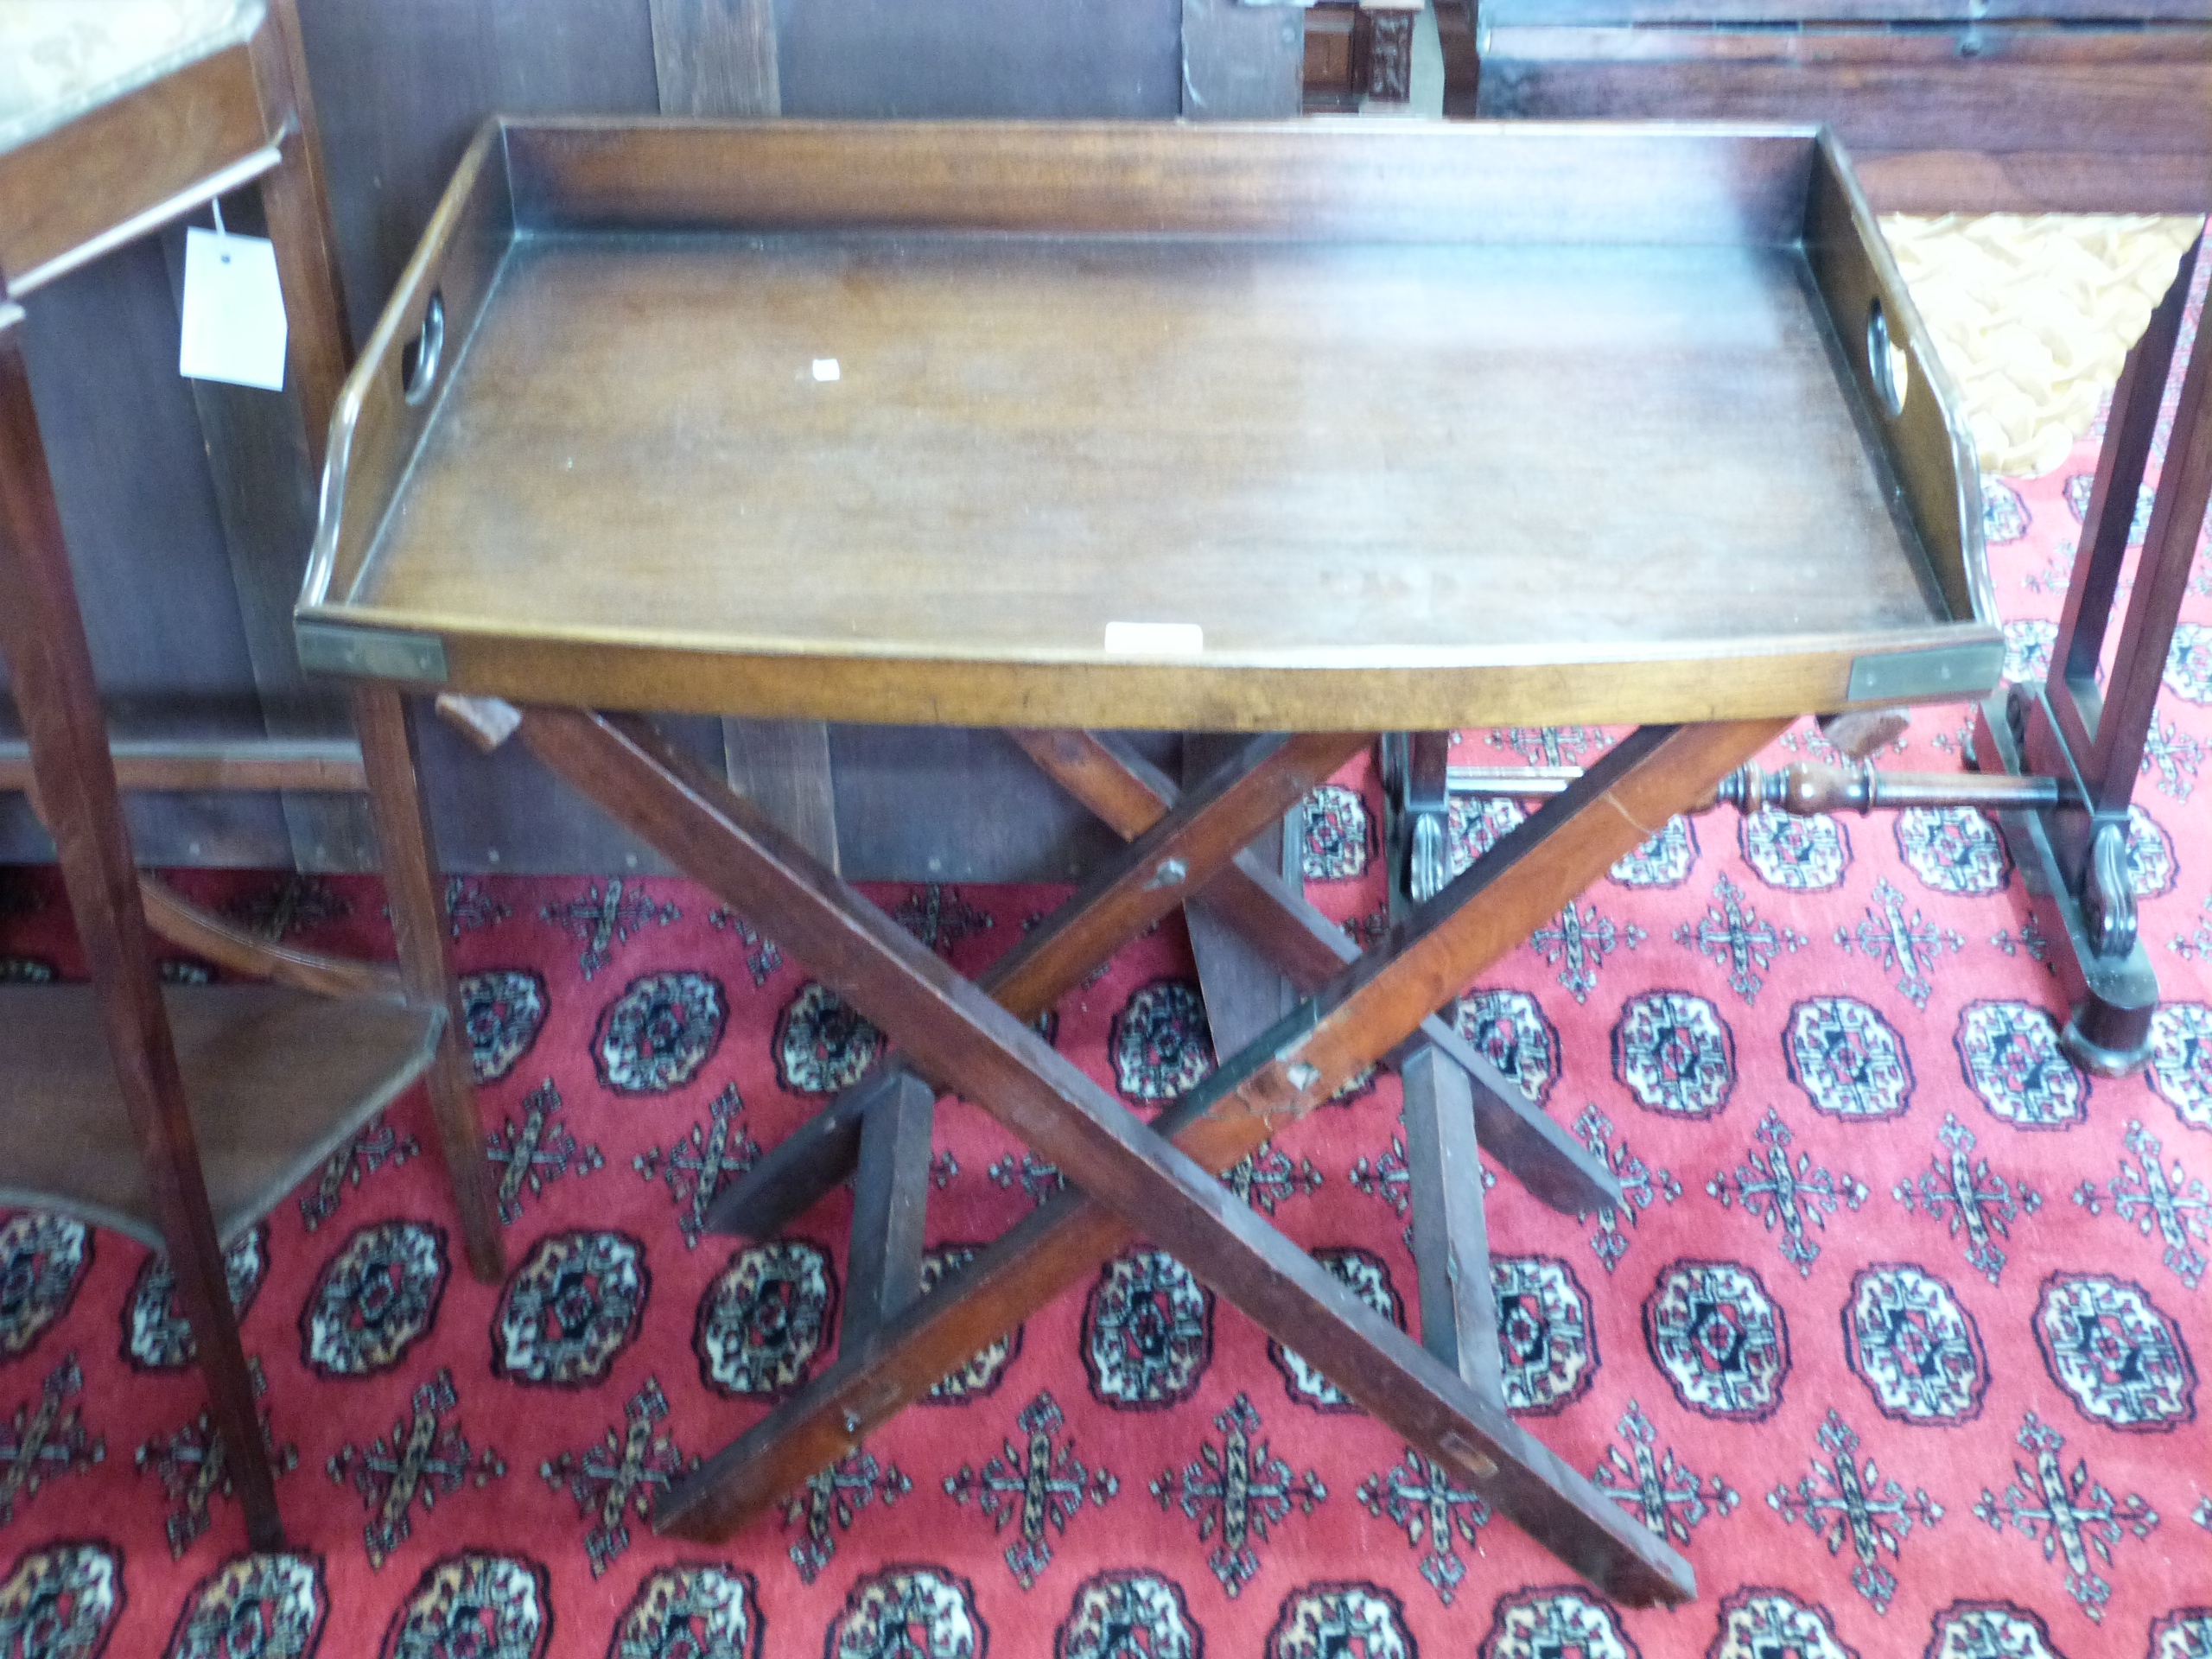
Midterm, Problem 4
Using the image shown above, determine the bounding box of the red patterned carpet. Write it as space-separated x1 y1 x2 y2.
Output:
1 321 2210 1657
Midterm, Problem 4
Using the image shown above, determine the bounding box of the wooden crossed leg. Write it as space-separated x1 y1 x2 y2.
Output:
467 703 1783 1605
710 728 1623 1237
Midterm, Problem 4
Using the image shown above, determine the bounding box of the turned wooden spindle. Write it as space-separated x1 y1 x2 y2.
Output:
1701 760 2065 816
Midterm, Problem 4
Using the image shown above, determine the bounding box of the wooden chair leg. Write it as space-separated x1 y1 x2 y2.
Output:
0 327 281 1547
698 728 1369 1238
505 702 1776 1602
353 686 505 1283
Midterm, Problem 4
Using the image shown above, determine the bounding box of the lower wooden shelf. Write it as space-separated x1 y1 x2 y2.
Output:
0 985 442 1249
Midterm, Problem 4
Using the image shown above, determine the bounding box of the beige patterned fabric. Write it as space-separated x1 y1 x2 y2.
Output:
1880 213 2205 479
0 0 262 156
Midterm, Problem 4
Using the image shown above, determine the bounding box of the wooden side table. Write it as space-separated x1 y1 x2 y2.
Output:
1974 233 2211 1071
0 0 501 1548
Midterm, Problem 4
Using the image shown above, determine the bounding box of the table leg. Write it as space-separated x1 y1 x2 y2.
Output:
714 726 1618 1232
842 1071 935 1344
1993 234 2209 1073
698 729 1369 1238
354 687 505 1282
1402 1044 1504 1397
1009 728 1618 1217
0 327 282 1547
257 0 351 474
499 702 1776 1601
1181 732 1300 1059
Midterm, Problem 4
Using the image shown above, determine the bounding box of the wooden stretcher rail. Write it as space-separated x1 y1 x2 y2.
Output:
0 737 366 795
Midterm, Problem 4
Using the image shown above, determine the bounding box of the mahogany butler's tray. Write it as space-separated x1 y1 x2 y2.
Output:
294 118 1999 729
287 121 2009 1605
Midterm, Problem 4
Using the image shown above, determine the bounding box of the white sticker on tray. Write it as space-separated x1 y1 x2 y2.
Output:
811 358 841 381
1103 621 1204 656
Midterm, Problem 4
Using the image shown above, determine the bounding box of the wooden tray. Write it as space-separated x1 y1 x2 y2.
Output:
296 119 2002 730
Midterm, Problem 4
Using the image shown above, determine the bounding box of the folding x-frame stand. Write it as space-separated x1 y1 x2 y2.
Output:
439 693 1787 1605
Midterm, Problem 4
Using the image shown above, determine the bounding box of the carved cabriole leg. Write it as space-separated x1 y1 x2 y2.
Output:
1359 6 1417 104
0 327 283 1547
504 705 1777 1602
353 688 505 1282
700 729 1370 1238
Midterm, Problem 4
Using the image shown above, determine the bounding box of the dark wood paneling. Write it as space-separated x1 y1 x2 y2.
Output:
295 0 662 345
1484 0 2209 21
721 717 839 871
1854 150 2212 215
1182 0 1305 119
777 0 1181 118
12 251 262 724
406 704 729 875
1477 25 2212 215
162 197 378 871
1 240 294 866
830 727 1180 884
652 0 780 115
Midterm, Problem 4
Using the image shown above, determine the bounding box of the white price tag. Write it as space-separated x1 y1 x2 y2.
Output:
179 226 288 391
1103 620 1205 655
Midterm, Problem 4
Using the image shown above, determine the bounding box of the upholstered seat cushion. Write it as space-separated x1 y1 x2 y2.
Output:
0 0 262 156
1880 213 2204 478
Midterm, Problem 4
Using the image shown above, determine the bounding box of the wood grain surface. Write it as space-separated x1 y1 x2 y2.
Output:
0 983 439 1249
308 123 1998 730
